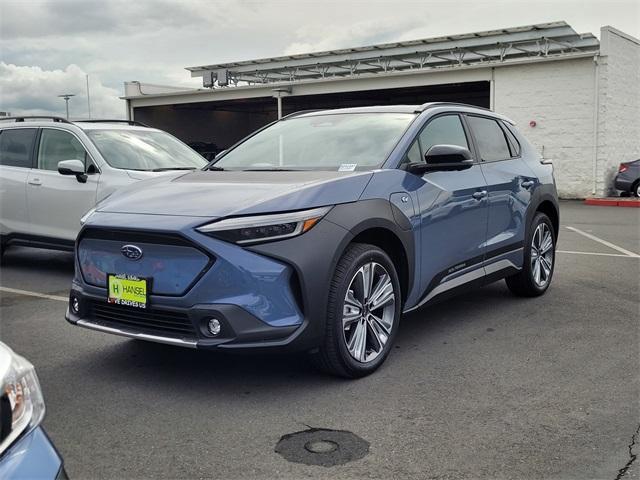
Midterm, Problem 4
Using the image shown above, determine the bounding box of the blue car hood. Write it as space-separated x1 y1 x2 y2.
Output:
96 170 373 218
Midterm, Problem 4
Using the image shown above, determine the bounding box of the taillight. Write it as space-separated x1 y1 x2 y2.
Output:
619 163 628 173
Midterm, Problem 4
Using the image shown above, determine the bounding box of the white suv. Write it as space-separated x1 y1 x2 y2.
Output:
0 117 207 254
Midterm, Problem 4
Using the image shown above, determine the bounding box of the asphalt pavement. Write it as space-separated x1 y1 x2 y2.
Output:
0 200 638 479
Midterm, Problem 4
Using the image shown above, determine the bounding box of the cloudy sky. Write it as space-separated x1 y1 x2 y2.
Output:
1 0 638 119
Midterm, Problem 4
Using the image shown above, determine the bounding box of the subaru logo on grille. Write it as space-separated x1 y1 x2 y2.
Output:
121 244 143 261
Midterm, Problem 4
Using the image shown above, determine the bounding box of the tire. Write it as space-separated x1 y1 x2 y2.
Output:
505 212 556 297
634 182 640 198
310 243 402 378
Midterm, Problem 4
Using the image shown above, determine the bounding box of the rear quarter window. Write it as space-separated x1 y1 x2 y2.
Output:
501 122 522 157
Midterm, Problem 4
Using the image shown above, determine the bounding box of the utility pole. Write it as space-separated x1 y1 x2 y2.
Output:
58 94 75 119
86 75 91 119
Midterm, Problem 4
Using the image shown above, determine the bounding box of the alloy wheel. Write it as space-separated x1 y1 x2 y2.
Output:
342 262 396 363
530 223 554 288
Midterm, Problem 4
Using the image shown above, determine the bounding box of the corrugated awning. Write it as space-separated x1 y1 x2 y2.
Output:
186 21 599 87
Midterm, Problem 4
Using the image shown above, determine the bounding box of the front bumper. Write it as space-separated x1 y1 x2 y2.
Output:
67 213 353 352
65 291 300 350
0 427 66 480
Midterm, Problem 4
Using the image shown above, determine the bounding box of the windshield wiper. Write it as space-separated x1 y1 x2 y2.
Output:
150 167 198 172
241 168 301 171
207 165 225 171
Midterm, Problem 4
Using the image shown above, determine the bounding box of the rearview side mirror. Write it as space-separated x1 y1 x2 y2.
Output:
425 144 473 164
406 144 474 175
58 159 88 183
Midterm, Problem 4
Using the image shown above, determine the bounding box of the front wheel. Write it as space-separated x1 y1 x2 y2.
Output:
310 243 401 378
506 212 556 297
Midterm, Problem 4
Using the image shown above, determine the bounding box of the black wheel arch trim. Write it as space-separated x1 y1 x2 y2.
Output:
324 199 416 303
527 188 560 240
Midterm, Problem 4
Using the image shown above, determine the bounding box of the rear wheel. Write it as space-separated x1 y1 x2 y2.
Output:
634 181 640 197
310 243 401 378
506 212 556 297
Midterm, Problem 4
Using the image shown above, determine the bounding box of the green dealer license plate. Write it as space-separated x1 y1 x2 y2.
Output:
107 274 148 309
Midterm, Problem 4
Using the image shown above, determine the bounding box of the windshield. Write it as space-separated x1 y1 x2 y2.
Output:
87 129 207 171
213 113 416 171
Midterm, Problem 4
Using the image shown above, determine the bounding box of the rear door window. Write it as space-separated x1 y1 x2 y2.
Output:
0 128 37 168
466 116 511 162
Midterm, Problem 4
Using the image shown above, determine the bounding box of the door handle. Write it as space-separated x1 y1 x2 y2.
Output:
28 178 42 186
472 190 487 200
521 180 535 189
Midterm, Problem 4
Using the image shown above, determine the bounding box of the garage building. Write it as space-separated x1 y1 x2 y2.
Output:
123 22 639 198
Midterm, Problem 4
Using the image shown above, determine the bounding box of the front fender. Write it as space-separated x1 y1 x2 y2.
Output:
325 199 416 304
248 199 416 351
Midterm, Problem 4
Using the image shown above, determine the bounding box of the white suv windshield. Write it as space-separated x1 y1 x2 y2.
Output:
87 129 207 171
214 113 416 171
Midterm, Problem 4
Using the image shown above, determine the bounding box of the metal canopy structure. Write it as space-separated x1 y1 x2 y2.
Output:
187 21 599 88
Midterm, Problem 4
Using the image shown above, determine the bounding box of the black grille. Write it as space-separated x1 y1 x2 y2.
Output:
81 228 195 247
89 301 196 338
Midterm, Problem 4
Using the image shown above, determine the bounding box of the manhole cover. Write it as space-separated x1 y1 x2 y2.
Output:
305 440 338 454
275 428 369 467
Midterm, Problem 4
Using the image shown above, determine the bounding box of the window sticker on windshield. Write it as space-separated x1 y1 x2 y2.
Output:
338 163 357 171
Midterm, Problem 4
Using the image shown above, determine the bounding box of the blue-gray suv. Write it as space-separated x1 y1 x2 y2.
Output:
66 103 559 377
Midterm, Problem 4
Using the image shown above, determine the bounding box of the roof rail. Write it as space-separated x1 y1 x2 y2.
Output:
414 102 492 113
74 119 150 127
0 115 72 124
279 110 323 120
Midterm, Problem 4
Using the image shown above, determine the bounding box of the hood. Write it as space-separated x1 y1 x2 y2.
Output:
96 170 373 217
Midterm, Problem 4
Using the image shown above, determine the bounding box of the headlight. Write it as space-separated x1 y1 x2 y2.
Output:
0 344 45 455
197 206 332 245
80 206 97 225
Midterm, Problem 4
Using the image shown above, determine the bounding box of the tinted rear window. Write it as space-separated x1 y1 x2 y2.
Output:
467 116 511 162
0 128 36 168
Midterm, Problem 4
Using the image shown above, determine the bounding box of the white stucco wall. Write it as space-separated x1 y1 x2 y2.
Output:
493 27 640 198
493 57 597 198
596 26 640 196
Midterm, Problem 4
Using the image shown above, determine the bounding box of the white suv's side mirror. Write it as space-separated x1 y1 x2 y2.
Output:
58 159 87 183
57 159 85 175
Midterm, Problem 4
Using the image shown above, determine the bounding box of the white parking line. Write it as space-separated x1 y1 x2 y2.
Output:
565 226 640 258
557 250 638 258
0 286 67 302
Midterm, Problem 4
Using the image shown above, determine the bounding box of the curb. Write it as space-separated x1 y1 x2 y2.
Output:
584 198 640 208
